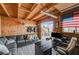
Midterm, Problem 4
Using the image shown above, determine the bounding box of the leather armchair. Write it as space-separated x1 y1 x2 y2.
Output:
6 37 17 55
55 37 77 55
0 37 17 55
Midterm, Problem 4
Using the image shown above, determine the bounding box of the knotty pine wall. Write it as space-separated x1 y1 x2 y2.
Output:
0 16 36 36
0 16 1 36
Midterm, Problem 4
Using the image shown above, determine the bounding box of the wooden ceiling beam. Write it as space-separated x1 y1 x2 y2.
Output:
35 15 48 22
25 3 47 20
0 3 10 17
19 6 31 13
31 4 37 11
32 6 57 21
19 9 31 13
18 3 21 8
41 11 58 19
18 3 21 18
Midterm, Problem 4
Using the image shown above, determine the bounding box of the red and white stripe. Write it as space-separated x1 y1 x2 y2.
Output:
62 11 79 27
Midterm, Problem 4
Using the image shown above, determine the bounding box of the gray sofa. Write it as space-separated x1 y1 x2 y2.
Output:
0 37 10 55
0 37 17 55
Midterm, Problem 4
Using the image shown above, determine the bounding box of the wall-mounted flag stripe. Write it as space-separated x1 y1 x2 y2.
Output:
62 11 79 28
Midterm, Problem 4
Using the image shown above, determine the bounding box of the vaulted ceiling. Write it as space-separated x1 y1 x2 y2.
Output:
0 3 79 22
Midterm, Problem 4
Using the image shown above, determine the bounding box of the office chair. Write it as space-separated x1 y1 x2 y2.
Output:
55 37 77 55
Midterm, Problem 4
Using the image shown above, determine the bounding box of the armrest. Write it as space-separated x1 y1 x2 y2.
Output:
56 46 66 51
56 48 66 55
0 44 9 55
6 39 16 44
55 46 68 55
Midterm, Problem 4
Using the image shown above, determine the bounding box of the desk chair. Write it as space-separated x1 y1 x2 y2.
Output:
55 37 77 55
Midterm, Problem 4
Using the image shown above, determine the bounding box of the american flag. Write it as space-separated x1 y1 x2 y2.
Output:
62 11 79 27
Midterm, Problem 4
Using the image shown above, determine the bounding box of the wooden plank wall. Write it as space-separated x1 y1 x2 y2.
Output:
1 16 36 36
0 16 1 37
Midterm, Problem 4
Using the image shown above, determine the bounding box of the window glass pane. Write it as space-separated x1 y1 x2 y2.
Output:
68 27 75 32
41 21 54 37
77 28 79 32
63 28 69 32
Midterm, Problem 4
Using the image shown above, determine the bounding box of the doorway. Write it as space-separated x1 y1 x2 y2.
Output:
41 21 54 39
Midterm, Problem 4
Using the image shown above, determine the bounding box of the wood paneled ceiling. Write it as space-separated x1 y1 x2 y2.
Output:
0 3 79 22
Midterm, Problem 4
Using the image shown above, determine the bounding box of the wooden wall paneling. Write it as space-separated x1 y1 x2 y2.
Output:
2 26 11 36
2 26 9 36
16 25 26 35
10 26 17 35
1 16 36 36
14 25 18 35
0 16 1 37
2 25 26 36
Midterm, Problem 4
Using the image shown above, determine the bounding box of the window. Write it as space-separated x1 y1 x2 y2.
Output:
41 21 54 37
63 27 69 32
77 28 79 32
68 27 76 32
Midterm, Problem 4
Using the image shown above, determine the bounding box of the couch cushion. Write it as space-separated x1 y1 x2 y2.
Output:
0 40 4 45
0 37 8 44
6 36 16 41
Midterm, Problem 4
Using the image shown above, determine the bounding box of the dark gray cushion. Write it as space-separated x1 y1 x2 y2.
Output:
0 40 4 44
0 37 8 44
6 39 16 44
6 36 16 41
